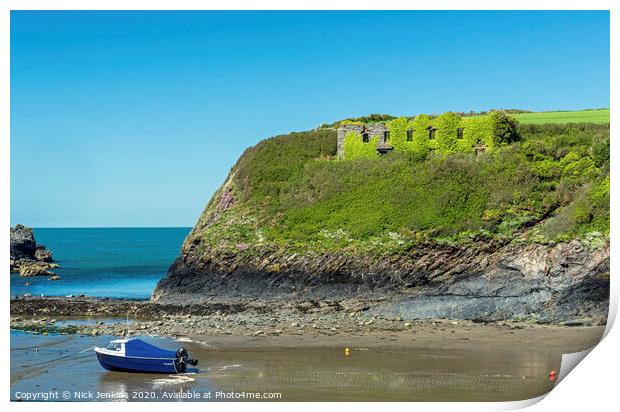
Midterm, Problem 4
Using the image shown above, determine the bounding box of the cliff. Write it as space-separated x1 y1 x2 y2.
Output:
153 122 610 324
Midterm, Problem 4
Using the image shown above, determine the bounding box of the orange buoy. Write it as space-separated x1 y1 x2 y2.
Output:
549 370 557 381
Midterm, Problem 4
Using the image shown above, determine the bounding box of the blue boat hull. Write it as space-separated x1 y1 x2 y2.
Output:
96 352 183 374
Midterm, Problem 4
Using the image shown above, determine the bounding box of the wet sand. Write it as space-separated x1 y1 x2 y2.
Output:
10 296 606 401
190 322 604 353
10 323 605 402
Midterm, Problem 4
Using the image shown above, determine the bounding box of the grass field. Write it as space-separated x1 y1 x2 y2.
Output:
509 109 609 124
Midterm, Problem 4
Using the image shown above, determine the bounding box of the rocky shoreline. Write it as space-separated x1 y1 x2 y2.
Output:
10 295 606 342
10 224 59 279
153 236 610 324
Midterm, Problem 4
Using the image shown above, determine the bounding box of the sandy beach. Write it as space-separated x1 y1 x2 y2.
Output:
10 314 605 402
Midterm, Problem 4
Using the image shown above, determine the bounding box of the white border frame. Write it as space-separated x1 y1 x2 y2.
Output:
1 2 616 411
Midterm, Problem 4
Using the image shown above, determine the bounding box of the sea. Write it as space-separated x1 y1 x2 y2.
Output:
10 228 191 299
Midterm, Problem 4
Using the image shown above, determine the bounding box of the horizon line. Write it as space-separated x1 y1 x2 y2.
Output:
12 226 194 229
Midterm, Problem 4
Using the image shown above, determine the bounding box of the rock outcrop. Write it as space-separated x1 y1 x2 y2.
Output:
153 232 609 324
18 263 55 277
10 224 38 261
10 224 59 277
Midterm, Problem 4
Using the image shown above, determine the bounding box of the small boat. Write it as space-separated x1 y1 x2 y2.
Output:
94 338 198 373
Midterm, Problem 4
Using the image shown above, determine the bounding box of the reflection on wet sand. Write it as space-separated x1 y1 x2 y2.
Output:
97 368 208 402
203 346 560 401
11 331 565 401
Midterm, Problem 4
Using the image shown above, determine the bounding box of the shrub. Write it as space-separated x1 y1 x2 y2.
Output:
323 114 397 128
488 110 520 145
540 175 609 239
591 134 610 170
234 129 337 203
206 119 608 250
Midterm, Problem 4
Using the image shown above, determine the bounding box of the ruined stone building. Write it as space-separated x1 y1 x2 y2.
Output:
335 112 517 160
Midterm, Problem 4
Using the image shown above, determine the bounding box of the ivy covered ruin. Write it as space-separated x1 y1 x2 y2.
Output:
337 111 519 160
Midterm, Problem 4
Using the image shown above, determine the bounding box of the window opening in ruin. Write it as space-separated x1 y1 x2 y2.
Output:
427 126 436 140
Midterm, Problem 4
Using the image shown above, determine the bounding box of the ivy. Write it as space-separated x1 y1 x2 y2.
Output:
344 111 520 159
459 116 496 150
434 112 462 154
343 131 379 160
409 114 434 153
384 117 417 153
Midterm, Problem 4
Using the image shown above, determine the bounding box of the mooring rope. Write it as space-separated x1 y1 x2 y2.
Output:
19 346 96 368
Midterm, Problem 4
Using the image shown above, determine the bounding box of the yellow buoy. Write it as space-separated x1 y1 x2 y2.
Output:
344 347 351 356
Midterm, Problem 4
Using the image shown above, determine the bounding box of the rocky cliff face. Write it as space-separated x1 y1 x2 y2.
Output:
153 216 609 324
10 224 58 277
152 124 609 324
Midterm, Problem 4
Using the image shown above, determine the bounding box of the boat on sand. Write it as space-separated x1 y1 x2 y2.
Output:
95 338 198 373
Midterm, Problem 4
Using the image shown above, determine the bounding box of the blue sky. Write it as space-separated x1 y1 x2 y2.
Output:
11 11 610 227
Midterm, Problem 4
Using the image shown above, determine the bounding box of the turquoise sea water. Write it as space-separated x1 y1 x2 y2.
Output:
10 228 191 299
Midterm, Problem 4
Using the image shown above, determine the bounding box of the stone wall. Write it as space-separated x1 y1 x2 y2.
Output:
337 123 389 159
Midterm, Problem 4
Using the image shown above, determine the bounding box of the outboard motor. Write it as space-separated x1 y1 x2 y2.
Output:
176 347 199 372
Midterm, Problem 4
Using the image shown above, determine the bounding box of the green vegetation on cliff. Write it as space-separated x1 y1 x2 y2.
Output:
198 121 609 255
